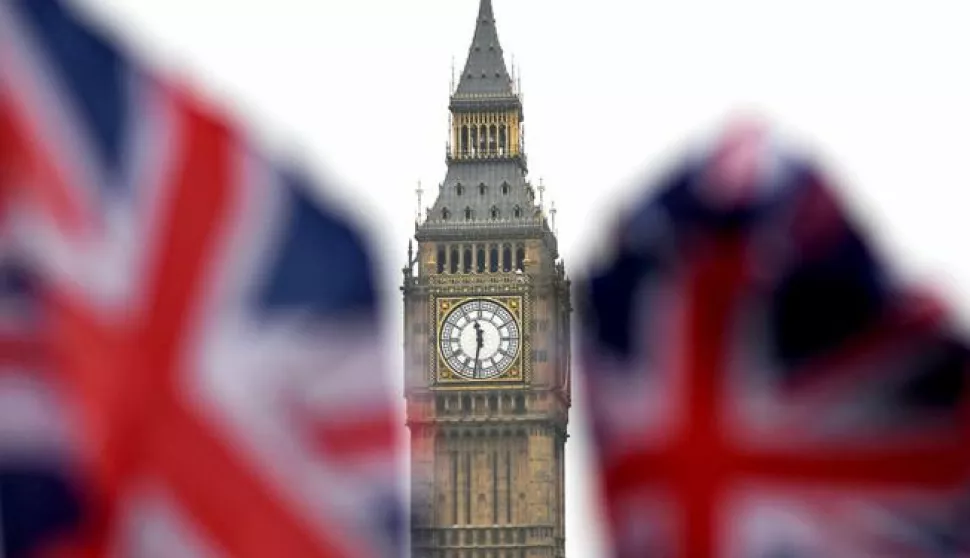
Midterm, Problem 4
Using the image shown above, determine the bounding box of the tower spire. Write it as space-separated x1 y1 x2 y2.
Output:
453 0 514 98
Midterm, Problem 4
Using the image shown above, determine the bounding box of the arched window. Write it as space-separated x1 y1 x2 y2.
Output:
502 244 512 272
456 183 464 196
479 183 487 196
479 125 487 152
514 395 525 414
489 125 497 153
501 182 510 195
464 207 472 220
437 246 446 274
499 124 507 154
489 245 499 273
516 245 525 271
460 125 469 155
441 207 450 220
490 206 500 220
477 246 486 273
513 205 521 218
463 247 472 273
470 127 478 155
450 247 459 274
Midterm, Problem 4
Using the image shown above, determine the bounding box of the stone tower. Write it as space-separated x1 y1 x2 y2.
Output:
402 1 571 556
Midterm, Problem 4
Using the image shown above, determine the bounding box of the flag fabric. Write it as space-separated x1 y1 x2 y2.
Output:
0 209 83 558
578 122 970 557
0 1 402 556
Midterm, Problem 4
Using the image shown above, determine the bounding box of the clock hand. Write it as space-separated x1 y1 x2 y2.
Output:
474 344 482 378
473 322 484 378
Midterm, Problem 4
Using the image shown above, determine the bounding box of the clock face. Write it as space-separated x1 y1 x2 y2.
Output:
440 299 521 380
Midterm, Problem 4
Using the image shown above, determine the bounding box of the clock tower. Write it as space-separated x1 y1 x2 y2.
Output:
402 1 571 556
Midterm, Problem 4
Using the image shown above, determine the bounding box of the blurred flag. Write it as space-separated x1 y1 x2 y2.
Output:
0 210 83 558
1 1 401 556
578 120 970 557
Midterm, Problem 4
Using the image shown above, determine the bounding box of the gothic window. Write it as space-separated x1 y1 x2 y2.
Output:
441 207 450 220
512 205 521 218
479 183 487 195
477 246 486 273
464 207 473 220
489 124 497 153
462 395 471 412
456 183 464 196
450 247 459 274
499 124 507 154
463 247 472 273
502 244 512 272
501 182 509 195
460 126 469 155
489 245 499 273
470 127 478 155
437 246 446 274
490 206 500 220
514 395 525 414
515 245 525 270
479 125 487 152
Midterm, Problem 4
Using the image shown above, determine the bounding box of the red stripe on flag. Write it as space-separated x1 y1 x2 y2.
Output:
134 87 355 556
0 50 89 233
0 333 46 367
149 398 353 558
313 414 398 457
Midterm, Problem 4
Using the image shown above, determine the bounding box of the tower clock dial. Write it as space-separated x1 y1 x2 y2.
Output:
439 298 520 379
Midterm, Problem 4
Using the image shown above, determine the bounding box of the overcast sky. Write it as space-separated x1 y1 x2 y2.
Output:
74 0 970 554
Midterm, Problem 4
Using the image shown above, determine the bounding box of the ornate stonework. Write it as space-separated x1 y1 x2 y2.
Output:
402 2 570 557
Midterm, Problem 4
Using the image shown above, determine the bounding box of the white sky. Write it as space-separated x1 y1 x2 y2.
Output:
73 0 970 555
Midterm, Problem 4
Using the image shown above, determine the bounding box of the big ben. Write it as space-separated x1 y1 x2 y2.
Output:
402 1 571 557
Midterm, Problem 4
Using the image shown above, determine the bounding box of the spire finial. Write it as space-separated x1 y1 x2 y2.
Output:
538 177 545 209
415 180 424 223
511 54 516 90
550 200 558 233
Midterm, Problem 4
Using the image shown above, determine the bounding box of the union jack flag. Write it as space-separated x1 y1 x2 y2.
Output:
578 122 970 556
0 1 401 556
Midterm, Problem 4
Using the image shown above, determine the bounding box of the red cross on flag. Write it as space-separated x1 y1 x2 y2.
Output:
579 121 970 556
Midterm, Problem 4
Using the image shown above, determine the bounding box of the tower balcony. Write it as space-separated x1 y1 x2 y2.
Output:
448 91 523 114
446 145 528 170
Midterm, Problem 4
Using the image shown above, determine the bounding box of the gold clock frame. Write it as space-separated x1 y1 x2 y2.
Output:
432 294 529 387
